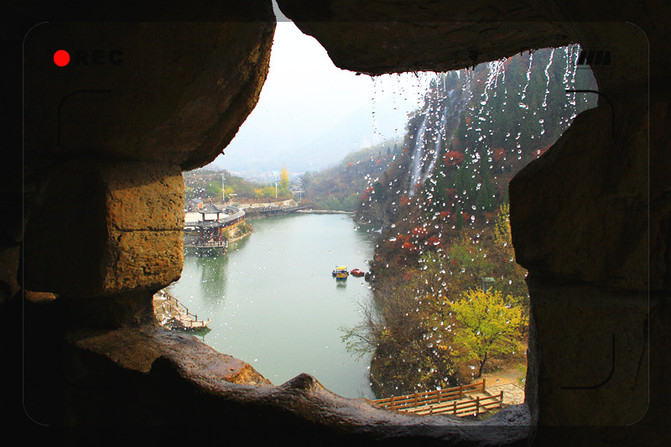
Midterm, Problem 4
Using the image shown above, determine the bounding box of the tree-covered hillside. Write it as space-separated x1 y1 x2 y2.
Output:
184 167 293 203
301 138 402 211
345 46 598 397
358 47 597 231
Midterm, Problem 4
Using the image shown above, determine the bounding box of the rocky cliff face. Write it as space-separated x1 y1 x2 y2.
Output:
356 47 597 231
279 4 665 439
21 19 275 302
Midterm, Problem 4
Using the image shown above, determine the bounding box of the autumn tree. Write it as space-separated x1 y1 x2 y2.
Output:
343 264 459 396
279 165 290 198
491 203 529 313
205 180 222 199
450 287 524 378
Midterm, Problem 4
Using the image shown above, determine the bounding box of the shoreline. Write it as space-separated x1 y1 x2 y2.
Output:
227 230 252 244
296 209 353 215
225 222 253 243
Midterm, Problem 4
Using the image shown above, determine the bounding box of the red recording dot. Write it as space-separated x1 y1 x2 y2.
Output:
53 50 70 67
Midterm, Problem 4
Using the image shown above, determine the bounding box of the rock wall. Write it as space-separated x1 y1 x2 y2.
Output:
277 3 667 444
276 0 574 74
508 22 662 441
20 17 275 315
23 161 184 299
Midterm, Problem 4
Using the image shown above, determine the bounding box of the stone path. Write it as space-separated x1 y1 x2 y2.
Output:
474 365 526 406
485 382 525 406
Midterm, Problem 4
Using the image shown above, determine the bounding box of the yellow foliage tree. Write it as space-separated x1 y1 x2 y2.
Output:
492 202 529 318
494 203 513 255
279 165 290 197
450 287 523 378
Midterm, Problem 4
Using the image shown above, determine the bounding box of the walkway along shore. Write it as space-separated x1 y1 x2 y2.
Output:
153 289 209 331
295 209 353 215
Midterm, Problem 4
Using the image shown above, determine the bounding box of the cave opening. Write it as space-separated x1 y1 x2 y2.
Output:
162 29 598 421
14 8 655 443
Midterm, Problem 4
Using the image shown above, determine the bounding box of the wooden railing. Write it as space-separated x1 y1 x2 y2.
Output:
244 205 308 215
195 239 227 248
368 381 503 417
184 206 245 229
159 291 209 329
369 380 486 411
412 392 504 417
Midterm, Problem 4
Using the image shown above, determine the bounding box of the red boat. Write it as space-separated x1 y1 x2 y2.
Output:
350 268 365 277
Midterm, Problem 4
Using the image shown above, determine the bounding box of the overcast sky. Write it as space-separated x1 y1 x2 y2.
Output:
206 3 432 177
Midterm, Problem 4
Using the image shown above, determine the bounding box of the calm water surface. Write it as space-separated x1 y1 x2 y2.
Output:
168 213 377 398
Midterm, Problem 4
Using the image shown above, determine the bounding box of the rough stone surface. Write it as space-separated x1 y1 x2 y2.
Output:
71 325 272 386
525 280 648 426
276 0 574 75
509 102 649 291
23 20 275 171
60 321 530 444
15 295 530 443
276 1 668 69
23 160 184 297
0 246 20 305
505 19 659 442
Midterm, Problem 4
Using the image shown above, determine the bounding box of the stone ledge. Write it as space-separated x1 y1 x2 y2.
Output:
23 160 184 296
65 323 531 443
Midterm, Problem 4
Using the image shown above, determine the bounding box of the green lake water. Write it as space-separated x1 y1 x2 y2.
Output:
168 213 377 398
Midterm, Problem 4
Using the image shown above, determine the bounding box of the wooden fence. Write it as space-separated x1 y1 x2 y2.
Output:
154 290 209 330
412 392 504 417
244 205 308 216
369 380 486 411
368 380 503 417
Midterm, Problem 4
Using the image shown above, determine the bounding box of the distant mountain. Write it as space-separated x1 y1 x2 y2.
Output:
207 92 413 178
287 101 408 173
301 138 403 211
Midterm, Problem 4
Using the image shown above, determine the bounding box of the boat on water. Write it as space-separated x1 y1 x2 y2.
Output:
332 266 349 280
350 268 365 277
